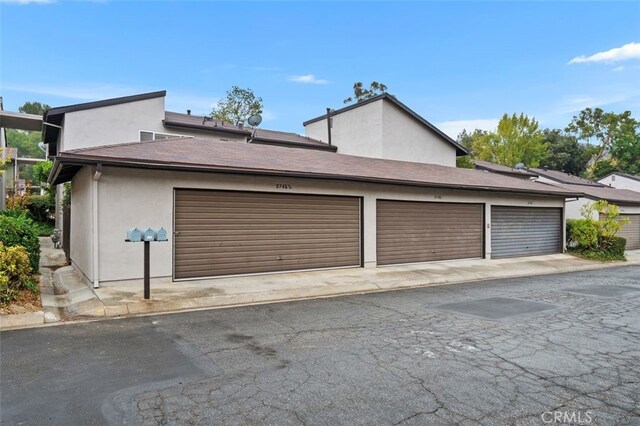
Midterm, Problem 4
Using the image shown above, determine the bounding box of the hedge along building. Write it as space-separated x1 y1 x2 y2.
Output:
44 91 580 287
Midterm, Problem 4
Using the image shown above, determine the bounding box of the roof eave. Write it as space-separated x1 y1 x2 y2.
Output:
163 120 252 136
51 154 581 198
250 138 337 152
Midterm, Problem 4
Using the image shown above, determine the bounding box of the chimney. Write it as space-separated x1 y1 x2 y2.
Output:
187 109 191 115
326 108 333 146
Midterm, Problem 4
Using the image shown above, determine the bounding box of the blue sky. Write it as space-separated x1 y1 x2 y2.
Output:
1 1 639 138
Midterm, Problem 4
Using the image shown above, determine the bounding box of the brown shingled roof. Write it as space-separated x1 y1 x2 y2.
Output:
474 160 539 178
529 168 605 187
550 183 640 206
164 111 335 151
50 138 580 198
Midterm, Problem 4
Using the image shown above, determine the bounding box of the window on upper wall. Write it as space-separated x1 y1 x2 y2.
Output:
139 130 188 141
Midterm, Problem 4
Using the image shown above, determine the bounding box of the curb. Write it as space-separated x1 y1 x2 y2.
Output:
0 311 45 331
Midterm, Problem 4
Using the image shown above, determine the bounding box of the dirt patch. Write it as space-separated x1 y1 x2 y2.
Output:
0 289 42 315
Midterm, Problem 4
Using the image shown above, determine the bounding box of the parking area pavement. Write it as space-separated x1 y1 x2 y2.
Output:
1 266 639 425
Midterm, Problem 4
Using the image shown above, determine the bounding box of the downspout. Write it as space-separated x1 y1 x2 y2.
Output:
92 164 102 288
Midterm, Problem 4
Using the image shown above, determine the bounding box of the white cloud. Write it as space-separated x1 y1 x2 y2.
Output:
568 42 640 64
612 66 625 72
0 0 55 4
2 82 140 100
437 119 499 139
288 74 330 85
552 93 639 115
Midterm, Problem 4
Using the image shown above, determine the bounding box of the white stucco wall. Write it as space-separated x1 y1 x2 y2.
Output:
381 101 457 167
69 166 566 284
304 98 456 166
305 100 384 158
565 197 589 220
61 97 167 151
70 167 94 281
598 175 640 193
60 97 246 153
565 197 640 220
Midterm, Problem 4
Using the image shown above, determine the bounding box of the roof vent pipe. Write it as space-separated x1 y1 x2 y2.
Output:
326 108 333 146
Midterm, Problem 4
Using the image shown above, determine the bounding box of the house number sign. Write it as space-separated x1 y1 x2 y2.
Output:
276 184 293 190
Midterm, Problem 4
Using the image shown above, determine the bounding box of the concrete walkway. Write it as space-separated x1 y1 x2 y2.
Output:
64 250 640 319
3 237 637 330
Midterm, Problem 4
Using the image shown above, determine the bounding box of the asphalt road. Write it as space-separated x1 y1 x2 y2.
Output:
2 266 639 425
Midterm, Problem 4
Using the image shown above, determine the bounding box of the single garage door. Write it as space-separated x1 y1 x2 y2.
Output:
491 206 562 258
174 190 361 279
377 200 484 266
618 214 640 250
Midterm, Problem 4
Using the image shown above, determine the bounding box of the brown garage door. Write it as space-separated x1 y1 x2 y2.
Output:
174 190 361 279
619 214 640 250
377 200 484 266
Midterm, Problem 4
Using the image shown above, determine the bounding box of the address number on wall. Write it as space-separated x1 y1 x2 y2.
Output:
276 184 293 190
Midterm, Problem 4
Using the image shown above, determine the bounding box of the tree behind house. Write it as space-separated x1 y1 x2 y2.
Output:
471 113 547 168
343 81 388 104
211 86 263 126
19 101 50 116
565 107 638 176
540 129 590 176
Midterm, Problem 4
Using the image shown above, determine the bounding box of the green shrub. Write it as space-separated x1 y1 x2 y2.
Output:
566 219 598 248
567 201 629 262
27 194 55 222
0 243 35 304
0 214 40 271
32 160 53 185
32 221 55 237
603 236 626 258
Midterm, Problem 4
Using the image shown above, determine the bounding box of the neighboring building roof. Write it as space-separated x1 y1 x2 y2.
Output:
0 110 43 131
473 160 539 178
302 93 467 156
164 111 336 152
529 167 605 187
598 172 640 184
42 91 167 154
50 137 580 199
551 183 640 206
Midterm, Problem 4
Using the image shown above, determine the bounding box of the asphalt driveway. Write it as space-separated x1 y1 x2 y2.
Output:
1 266 639 425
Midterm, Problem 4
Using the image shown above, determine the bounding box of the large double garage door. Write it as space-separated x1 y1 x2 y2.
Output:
174 190 564 279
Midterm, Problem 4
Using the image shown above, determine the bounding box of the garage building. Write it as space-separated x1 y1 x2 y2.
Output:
50 138 577 284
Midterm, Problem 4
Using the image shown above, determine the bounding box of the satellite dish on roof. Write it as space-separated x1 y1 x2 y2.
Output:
247 114 262 127
514 162 525 170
